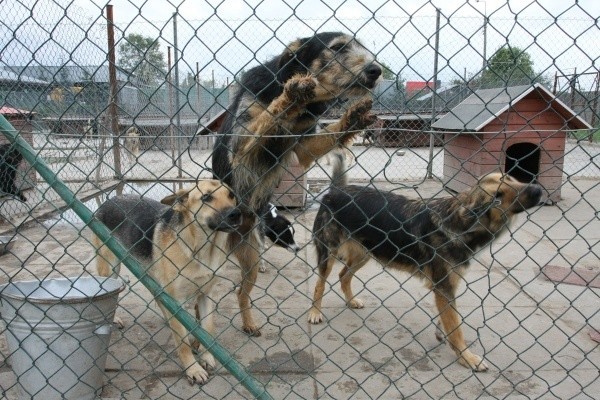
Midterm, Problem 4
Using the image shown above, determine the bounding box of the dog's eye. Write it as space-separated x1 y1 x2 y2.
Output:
228 191 235 200
330 42 346 52
201 193 214 203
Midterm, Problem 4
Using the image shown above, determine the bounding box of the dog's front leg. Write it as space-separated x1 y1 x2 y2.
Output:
295 97 377 168
156 303 210 385
194 294 216 371
433 289 489 372
238 75 317 157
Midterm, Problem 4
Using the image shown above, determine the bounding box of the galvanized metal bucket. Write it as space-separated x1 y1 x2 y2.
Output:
0 276 124 400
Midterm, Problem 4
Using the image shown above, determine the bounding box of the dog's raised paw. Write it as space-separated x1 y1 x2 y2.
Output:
186 363 210 385
284 75 317 104
344 98 376 131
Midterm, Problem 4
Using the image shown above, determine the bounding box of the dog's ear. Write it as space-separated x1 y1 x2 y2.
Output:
277 47 300 83
161 188 190 209
277 39 311 83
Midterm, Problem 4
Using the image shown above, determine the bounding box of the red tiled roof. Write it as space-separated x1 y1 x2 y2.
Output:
0 106 34 116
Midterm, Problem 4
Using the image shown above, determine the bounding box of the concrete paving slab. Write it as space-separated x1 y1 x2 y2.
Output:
1 170 598 399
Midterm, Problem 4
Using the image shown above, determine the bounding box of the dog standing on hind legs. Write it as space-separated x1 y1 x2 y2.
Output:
308 156 542 371
212 31 382 335
93 180 241 384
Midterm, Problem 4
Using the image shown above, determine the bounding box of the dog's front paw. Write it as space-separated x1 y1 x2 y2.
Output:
200 352 216 371
186 362 210 385
242 324 262 337
258 261 266 273
284 75 317 104
348 297 364 309
343 97 377 131
308 308 324 324
113 316 125 329
458 350 489 372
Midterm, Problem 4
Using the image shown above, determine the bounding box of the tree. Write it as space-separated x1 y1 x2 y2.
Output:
118 33 167 85
378 61 396 81
479 45 542 88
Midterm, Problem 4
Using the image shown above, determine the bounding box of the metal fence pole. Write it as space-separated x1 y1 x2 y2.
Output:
0 114 273 400
427 8 441 179
173 12 183 179
106 4 122 180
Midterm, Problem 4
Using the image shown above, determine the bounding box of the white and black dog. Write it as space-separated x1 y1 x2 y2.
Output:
258 203 299 272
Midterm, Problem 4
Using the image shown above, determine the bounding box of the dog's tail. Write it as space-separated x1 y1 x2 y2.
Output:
330 150 348 188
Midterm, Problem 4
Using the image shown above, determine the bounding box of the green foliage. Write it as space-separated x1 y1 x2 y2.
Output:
118 33 167 85
478 45 545 88
378 61 396 80
570 128 600 143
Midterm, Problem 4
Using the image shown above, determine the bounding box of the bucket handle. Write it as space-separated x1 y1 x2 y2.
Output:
93 324 113 337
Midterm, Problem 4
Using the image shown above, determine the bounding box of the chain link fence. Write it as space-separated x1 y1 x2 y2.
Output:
1 0 599 398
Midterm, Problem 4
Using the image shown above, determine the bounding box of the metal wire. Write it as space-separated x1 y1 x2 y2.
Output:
0 1 598 399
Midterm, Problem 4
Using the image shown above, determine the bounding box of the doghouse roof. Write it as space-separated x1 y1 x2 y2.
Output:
431 83 592 131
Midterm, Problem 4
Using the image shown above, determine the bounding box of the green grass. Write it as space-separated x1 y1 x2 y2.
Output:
570 128 600 143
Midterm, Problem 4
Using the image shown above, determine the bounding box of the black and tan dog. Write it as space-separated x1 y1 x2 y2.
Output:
308 159 542 371
0 143 27 202
93 180 241 384
212 31 382 335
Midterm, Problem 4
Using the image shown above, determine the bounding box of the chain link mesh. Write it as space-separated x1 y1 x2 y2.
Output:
1 0 598 398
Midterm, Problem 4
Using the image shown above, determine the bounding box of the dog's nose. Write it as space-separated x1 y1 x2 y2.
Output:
365 64 382 81
226 208 242 224
530 185 543 201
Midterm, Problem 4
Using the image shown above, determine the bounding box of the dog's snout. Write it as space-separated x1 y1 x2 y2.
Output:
365 64 382 81
226 208 242 224
530 184 543 204
211 207 242 232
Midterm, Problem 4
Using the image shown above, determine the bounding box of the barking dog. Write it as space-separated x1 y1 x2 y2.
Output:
211 31 381 335
308 159 542 371
93 180 241 384
0 144 27 202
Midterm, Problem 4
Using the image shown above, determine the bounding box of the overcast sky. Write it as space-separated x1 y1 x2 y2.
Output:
2 0 599 88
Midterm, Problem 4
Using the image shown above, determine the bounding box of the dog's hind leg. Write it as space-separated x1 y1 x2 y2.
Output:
308 242 337 324
93 234 125 328
433 280 489 372
338 253 369 310
93 234 121 278
229 223 262 336
257 228 267 273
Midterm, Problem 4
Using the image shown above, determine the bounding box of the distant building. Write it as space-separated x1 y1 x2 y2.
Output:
0 69 50 111
405 81 436 97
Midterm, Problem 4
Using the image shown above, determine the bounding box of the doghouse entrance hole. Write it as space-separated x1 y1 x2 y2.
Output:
505 142 540 183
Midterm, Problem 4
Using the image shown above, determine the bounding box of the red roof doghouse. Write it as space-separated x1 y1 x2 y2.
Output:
432 84 592 203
